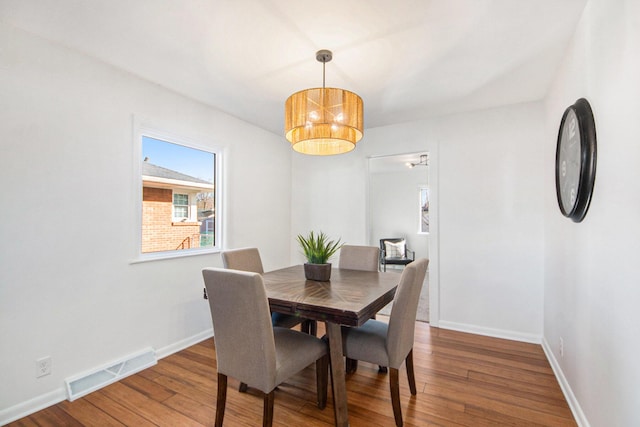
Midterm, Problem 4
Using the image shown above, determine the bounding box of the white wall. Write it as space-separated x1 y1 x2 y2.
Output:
0 25 291 422
369 167 429 259
290 152 369 262
291 101 545 341
543 0 640 425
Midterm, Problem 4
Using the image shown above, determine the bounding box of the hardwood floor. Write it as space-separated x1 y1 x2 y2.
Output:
8 320 577 426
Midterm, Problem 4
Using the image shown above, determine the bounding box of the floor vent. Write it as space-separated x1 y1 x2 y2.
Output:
64 347 157 401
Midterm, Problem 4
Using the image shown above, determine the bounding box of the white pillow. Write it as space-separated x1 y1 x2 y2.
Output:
384 240 405 258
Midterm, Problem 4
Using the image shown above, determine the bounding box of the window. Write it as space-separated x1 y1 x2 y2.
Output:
419 186 429 234
173 193 189 219
135 125 221 259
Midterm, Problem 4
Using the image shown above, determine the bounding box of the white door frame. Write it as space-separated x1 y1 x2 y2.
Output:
366 145 439 326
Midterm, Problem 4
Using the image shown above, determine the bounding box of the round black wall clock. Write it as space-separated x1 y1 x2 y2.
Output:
555 98 597 222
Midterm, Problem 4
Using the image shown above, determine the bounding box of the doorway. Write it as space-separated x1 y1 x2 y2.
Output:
368 152 431 322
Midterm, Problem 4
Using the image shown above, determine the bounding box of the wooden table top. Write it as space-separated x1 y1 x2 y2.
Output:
262 265 400 327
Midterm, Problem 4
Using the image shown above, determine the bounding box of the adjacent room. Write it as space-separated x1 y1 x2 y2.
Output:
1 1 639 426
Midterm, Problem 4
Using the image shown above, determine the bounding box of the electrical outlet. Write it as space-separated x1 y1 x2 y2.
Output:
36 356 52 378
559 337 564 358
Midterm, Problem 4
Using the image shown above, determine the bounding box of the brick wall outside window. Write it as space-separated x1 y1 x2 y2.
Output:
142 187 200 253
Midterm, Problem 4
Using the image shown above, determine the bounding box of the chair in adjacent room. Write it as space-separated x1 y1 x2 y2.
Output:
379 238 415 272
202 268 329 427
341 258 429 427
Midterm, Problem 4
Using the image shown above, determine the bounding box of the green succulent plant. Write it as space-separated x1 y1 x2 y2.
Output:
297 231 343 264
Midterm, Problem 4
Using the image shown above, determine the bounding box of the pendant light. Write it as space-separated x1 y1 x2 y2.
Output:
284 50 364 155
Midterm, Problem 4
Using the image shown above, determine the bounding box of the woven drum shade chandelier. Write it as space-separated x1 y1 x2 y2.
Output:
285 50 364 155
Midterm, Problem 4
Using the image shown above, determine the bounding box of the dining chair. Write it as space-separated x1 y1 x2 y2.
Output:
341 258 429 427
221 247 265 274
221 248 317 393
221 247 317 335
202 268 329 427
338 244 385 373
338 244 380 272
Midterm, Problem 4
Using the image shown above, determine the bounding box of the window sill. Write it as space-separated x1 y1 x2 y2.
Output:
130 246 220 264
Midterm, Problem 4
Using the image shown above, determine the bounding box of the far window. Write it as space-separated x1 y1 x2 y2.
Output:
419 186 429 234
138 132 220 256
173 193 189 219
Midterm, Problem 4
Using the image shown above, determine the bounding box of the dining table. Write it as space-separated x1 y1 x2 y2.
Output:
261 265 400 427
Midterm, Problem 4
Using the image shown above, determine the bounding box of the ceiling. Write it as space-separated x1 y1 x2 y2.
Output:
1 0 587 135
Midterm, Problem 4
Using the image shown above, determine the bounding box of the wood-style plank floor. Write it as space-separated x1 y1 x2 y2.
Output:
8 320 577 426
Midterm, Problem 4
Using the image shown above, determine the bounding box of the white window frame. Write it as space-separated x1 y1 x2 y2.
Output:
132 118 223 263
172 192 190 220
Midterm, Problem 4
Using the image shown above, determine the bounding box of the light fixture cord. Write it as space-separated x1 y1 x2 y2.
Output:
322 61 326 89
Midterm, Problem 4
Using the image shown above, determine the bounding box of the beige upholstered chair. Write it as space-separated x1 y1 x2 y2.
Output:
338 244 383 373
203 268 329 427
221 248 317 393
221 247 265 274
338 244 380 272
341 258 429 427
221 248 316 335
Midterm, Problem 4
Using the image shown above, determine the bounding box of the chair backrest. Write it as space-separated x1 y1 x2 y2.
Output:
339 245 380 271
221 247 264 274
380 238 407 258
387 258 429 367
202 268 276 392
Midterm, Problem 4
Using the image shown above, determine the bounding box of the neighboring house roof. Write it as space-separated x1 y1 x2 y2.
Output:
143 161 211 185
142 161 214 191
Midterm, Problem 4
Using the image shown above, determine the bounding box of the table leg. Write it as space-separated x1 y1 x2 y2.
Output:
325 322 349 427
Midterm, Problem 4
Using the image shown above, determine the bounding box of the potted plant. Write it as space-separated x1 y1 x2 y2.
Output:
297 231 342 281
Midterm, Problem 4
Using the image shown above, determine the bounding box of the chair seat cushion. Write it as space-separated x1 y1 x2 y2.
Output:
273 327 327 388
384 257 413 265
341 320 390 367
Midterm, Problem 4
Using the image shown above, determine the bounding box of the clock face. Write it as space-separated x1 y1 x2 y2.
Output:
557 109 582 214
555 98 597 222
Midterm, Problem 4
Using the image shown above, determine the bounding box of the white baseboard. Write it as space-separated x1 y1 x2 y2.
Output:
155 328 213 360
0 387 66 426
541 338 590 427
0 328 214 426
437 320 542 344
